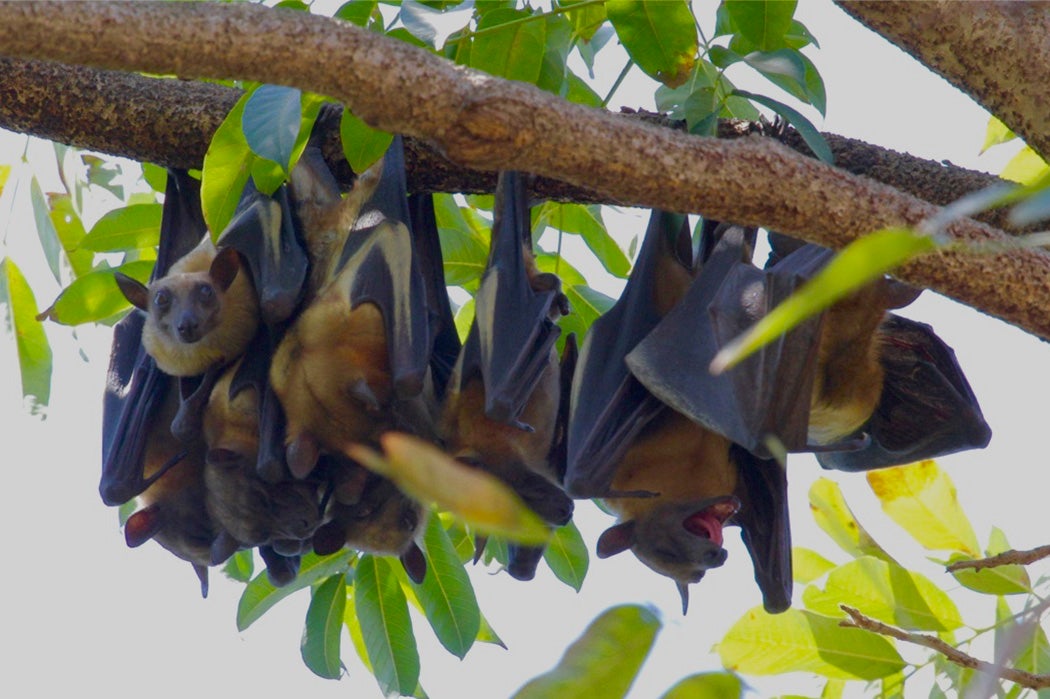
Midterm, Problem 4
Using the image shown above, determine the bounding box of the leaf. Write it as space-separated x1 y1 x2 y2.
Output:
733 89 832 164
46 193 92 278
747 49 827 116
413 515 481 659
471 8 547 85
355 555 420 696
537 14 573 95
1001 144 1050 186
79 203 163 252
724 0 798 52
866 460 980 556
659 672 743 699
606 0 697 87
0 258 52 413
1003 597 1050 678
534 202 629 277
718 606 904 680
29 176 63 284
202 92 255 237
543 521 589 592
348 434 551 546
37 260 154 325
222 549 254 583
807 478 893 562
564 69 604 107
237 550 355 631
513 604 661 699
981 116 1016 153
1008 182 1050 226
711 228 938 373
948 527 1031 595
453 296 475 343
801 556 964 631
301 573 347 679
340 109 394 175
335 0 380 27
398 0 441 46
242 84 301 172
564 0 607 42
792 547 836 584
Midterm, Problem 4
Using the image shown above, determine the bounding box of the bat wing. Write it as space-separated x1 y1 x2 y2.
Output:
217 180 308 327
816 314 992 471
626 229 828 459
564 211 690 498
731 445 792 613
100 170 204 506
333 136 431 400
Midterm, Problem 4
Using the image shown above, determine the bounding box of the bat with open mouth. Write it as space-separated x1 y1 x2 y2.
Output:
438 171 574 581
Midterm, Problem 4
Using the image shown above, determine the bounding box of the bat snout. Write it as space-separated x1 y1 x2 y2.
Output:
176 315 202 343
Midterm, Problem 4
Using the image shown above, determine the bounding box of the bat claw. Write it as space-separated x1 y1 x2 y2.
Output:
348 379 381 413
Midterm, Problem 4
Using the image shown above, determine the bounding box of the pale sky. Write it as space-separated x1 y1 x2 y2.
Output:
0 3 1043 698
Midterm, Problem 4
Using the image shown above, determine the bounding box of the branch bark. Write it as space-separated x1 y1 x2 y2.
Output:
838 1 1050 163
2 2 1050 341
946 544 1050 572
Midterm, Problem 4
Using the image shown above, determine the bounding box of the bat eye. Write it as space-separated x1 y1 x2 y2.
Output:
153 288 172 309
196 283 217 307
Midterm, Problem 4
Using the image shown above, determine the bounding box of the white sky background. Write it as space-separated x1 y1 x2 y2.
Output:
0 2 1045 698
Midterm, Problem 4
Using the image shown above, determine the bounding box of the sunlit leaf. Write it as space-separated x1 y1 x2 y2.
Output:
202 92 254 237
607 0 697 87
141 162 168 193
301 573 347 679
222 549 254 582
543 521 589 592
0 258 52 413
711 228 938 373
348 433 551 545
1001 144 1050 186
355 555 420 696
340 109 394 175
718 606 904 680
792 547 836 584
414 515 481 659
513 604 661 698
37 260 153 325
564 0 607 42
471 8 547 85
454 296 475 343
807 478 893 562
79 203 162 252
659 671 743 699
29 176 63 284
242 84 301 172
981 116 1016 153
948 526 1031 595
724 0 797 52
802 556 963 631
237 550 355 631
866 460 980 556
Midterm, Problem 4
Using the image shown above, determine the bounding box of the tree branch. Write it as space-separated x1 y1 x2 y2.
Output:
946 544 1050 573
2 2 1050 341
840 605 1050 690
838 1 1050 163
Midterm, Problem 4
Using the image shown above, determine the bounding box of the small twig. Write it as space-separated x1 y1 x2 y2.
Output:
839 605 1050 690
946 544 1050 572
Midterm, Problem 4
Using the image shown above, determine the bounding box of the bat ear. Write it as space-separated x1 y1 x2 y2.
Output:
114 272 150 311
596 520 636 558
400 542 427 584
193 563 210 599
209 246 242 292
124 504 163 547
210 529 241 565
472 535 488 565
676 581 690 615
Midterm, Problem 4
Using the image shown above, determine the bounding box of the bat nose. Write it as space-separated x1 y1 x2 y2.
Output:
176 315 200 342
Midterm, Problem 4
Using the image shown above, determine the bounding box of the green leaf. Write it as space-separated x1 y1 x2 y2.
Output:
543 521 589 592
242 85 301 172
948 527 1031 595
202 92 255 237
29 176 64 284
398 0 441 46
222 549 254 582
339 109 395 174
747 49 827 116
513 604 661 699
537 14 573 95
1007 182 1050 226
534 202 629 277
0 258 52 413
792 547 836 584
802 556 964 631
718 606 904 680
733 89 832 163
476 613 507 648
606 0 697 87
79 203 163 253
659 672 743 699
237 550 355 631
866 460 980 556
981 116 1016 153
564 69 604 107
434 193 489 289
470 8 547 85
807 478 893 562
711 228 937 373
724 0 797 52
37 260 153 325
46 194 92 279
414 515 481 659
301 573 347 679
355 555 420 696
453 297 475 343
785 19 819 50
1001 144 1050 186
1001 596 1050 678
335 0 380 26
564 0 607 42
141 162 168 193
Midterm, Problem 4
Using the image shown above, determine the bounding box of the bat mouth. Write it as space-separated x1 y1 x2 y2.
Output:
682 496 740 548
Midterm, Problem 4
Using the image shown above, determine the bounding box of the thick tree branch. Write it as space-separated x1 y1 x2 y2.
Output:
2 2 1050 341
840 606 1050 690
839 1 1050 163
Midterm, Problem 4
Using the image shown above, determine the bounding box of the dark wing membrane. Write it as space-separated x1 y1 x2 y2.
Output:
564 210 687 498
817 314 992 472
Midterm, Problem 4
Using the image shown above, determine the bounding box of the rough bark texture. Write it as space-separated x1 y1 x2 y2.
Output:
839 1 1050 163
1 2 1050 341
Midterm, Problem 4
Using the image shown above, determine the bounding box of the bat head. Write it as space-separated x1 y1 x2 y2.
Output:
124 496 221 598
597 495 740 613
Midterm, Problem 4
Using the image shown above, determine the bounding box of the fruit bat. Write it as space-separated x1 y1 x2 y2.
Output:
438 171 574 581
271 137 432 479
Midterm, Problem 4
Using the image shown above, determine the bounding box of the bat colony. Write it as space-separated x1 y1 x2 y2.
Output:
101 120 992 612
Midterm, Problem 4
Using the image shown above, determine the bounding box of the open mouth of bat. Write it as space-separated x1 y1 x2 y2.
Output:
681 496 741 548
